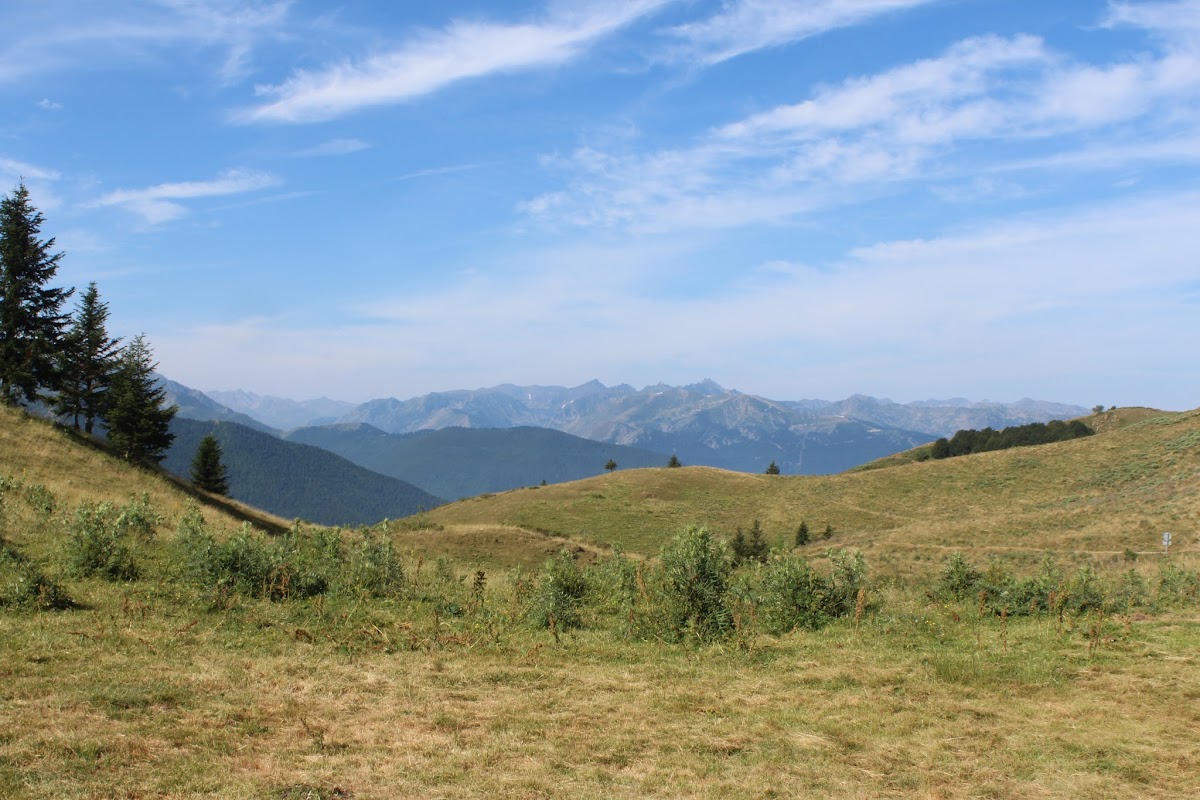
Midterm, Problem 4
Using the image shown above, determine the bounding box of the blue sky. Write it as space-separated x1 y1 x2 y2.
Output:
2 0 1198 409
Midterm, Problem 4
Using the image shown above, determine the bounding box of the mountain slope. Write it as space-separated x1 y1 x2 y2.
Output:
423 407 1200 565
162 418 444 526
0 404 286 539
334 380 943 474
158 377 280 435
204 389 356 430
284 423 670 500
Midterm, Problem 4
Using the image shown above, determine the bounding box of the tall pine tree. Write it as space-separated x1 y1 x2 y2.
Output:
105 334 177 464
55 282 121 433
190 433 230 495
0 183 73 405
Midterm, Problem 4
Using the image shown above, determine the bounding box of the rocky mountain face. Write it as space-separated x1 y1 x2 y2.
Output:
327 380 1086 475
172 378 1088 477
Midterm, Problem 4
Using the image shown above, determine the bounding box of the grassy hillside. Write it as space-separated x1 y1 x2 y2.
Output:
163 418 445 526
0 404 287 540
423 407 1200 569
3 403 1200 798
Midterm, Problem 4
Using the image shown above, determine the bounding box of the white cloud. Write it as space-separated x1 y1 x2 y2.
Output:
0 157 61 182
290 138 371 157
37 98 63 110
237 1 671 123
154 191 1200 408
94 168 279 223
526 25 1200 233
0 0 290 85
667 0 941 64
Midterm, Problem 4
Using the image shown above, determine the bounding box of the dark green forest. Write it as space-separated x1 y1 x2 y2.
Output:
930 419 1094 460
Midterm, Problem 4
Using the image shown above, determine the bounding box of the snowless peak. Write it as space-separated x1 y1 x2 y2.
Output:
685 379 726 395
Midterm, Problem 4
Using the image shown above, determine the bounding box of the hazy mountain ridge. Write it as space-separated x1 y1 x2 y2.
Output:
168 378 1088 478
162 418 444 526
284 424 668 500
203 390 357 430
158 378 280 435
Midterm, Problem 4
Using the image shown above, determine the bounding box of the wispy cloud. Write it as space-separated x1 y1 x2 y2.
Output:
290 138 371 157
154 190 1200 407
237 0 672 123
36 98 63 110
525 18 1200 233
0 0 290 85
667 0 941 64
0 157 61 182
94 168 279 223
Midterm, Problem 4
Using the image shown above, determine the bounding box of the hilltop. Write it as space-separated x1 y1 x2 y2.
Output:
423 406 1200 568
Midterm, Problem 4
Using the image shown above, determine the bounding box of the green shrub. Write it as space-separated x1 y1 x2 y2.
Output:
756 553 826 633
933 553 981 602
657 526 733 642
344 530 405 598
1 538 74 610
64 502 139 582
115 493 160 539
529 549 588 630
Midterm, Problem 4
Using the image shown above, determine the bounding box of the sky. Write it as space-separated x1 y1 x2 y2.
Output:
1 0 1198 409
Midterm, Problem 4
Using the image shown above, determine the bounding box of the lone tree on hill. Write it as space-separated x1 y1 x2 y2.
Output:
190 433 230 495
765 460 780 475
0 182 73 405
795 521 810 547
55 282 121 433
605 458 618 472
104 334 177 464
668 454 682 468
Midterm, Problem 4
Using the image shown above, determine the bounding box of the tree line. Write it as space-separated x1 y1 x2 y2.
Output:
0 182 177 465
929 419 1095 460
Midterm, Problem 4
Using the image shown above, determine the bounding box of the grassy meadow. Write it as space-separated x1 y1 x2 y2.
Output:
2 403 1200 798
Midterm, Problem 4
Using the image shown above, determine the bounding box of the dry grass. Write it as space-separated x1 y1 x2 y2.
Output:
3 580 1198 799
422 408 1200 573
4 403 1200 798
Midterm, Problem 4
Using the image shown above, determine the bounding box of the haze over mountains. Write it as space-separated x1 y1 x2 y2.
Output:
205 379 1087 475
160 376 1083 527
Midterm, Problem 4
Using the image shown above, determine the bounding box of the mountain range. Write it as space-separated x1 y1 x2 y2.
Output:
156 379 1088 522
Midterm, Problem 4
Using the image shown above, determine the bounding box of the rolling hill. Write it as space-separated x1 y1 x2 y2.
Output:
421 406 1200 569
283 423 672 500
162 418 444 526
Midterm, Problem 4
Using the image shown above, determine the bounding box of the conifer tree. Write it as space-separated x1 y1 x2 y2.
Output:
765 460 780 475
0 183 73 405
105 334 177 464
668 454 682 468
795 520 810 547
190 433 230 495
55 282 121 433
605 459 617 472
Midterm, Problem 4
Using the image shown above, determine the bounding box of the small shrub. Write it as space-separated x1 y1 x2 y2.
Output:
64 502 139 582
115 493 160 539
344 530 404 598
529 549 588 630
658 526 733 642
757 553 826 633
24 483 56 516
933 553 981 602
1 538 74 610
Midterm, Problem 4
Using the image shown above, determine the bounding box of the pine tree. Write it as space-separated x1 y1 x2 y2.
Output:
668 454 682 468
795 520 810 547
0 183 73 405
190 433 230 495
105 334 177 464
55 282 121 433
605 459 618 472
765 460 780 475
